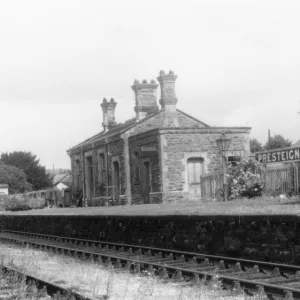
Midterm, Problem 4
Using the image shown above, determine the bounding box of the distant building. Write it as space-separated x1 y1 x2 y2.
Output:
53 173 72 191
0 184 9 195
67 70 251 205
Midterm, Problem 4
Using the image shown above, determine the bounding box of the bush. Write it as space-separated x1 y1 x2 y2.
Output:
1 194 46 211
227 158 264 200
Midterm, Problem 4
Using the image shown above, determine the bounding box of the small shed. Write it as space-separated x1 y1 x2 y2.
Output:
53 173 72 207
0 184 9 195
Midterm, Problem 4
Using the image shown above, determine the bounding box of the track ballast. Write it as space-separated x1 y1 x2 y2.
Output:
0 229 299 300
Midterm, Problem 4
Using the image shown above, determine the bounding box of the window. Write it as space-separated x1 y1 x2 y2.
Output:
135 152 140 181
227 156 241 167
99 153 106 183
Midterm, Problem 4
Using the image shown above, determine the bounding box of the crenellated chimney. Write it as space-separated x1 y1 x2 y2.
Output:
101 98 117 132
157 70 179 127
131 79 159 120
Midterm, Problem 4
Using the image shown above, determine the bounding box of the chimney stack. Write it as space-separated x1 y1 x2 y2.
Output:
131 79 159 120
101 98 117 132
157 70 179 127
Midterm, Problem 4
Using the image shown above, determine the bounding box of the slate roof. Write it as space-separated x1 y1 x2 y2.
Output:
53 173 72 187
67 113 156 152
68 109 209 153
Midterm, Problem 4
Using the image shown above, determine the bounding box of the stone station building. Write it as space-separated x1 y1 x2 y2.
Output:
67 70 251 206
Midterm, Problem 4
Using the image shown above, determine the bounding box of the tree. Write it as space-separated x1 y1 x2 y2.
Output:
0 151 53 191
264 134 292 150
0 164 32 194
250 138 264 153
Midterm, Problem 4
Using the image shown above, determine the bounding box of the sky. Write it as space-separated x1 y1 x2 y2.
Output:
0 0 299 169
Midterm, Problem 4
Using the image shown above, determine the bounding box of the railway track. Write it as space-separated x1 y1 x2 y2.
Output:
0 263 92 299
0 229 299 300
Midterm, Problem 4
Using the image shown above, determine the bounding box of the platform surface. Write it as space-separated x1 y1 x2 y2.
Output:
1 196 300 217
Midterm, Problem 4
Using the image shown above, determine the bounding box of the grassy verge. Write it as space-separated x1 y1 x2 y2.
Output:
0 242 260 300
2 194 300 216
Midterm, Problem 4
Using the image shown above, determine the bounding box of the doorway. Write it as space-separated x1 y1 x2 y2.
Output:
143 161 151 204
187 157 204 199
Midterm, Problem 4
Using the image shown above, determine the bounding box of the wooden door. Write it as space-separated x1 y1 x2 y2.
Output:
187 158 203 198
143 161 151 204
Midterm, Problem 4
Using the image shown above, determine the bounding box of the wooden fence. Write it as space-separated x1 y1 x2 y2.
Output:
200 163 300 199
200 172 223 199
260 163 300 195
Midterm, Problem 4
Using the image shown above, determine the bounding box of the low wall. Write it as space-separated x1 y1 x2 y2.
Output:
0 215 299 264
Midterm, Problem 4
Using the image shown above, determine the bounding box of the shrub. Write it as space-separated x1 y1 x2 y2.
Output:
1 194 46 211
227 158 264 200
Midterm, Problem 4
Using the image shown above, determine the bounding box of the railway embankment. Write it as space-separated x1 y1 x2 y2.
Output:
1 197 300 264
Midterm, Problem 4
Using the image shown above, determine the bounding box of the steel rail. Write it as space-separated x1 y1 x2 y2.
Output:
1 230 300 300
2 229 299 275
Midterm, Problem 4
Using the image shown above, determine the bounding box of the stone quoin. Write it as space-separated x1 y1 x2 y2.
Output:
67 70 251 206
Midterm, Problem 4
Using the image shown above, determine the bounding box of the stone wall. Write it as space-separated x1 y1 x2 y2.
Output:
1 214 299 264
160 128 250 202
129 109 208 137
129 131 161 204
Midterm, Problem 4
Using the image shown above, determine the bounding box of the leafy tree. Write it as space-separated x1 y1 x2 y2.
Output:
250 138 264 153
0 164 32 194
264 134 292 150
0 151 53 191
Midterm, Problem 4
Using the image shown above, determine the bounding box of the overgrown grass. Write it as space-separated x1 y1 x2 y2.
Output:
0 242 262 299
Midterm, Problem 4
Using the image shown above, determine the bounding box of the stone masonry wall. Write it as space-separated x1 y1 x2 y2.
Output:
160 128 250 202
129 132 161 204
1 215 299 264
176 110 208 128
129 110 208 137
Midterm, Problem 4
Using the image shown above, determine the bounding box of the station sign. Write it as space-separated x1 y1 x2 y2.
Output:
255 147 300 164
